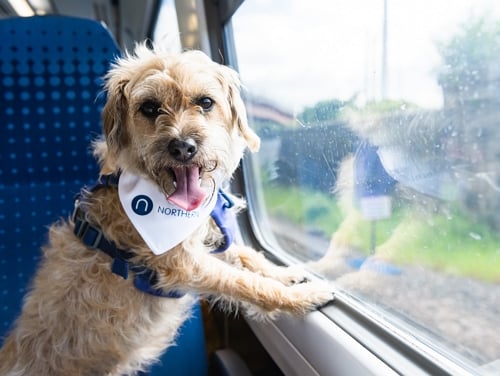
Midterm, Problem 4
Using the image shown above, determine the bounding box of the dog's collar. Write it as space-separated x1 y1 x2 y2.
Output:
72 173 236 298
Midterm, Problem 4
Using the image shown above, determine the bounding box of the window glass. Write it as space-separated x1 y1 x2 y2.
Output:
231 1 500 373
153 0 182 53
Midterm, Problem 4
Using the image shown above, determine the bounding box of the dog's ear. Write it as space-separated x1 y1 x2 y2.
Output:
221 67 261 152
102 75 130 158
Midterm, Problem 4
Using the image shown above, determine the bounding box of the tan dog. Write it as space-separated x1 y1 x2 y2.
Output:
0 45 333 375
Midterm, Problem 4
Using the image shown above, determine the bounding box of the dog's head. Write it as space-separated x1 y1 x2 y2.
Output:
99 44 260 209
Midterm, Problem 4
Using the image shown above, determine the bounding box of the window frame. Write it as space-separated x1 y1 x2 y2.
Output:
205 1 485 375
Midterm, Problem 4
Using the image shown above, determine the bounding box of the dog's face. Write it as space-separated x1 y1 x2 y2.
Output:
101 44 260 208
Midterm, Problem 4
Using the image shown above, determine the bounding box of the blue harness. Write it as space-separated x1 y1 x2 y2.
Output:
72 173 235 298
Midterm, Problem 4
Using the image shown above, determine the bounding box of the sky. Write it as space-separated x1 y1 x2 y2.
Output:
230 0 500 113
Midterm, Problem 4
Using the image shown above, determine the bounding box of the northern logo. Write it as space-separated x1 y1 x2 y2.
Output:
131 195 153 216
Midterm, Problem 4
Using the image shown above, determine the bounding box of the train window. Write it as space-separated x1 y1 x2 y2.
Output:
231 0 500 374
153 0 181 52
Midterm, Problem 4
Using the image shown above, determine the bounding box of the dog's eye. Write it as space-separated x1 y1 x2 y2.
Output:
195 97 214 112
139 101 161 119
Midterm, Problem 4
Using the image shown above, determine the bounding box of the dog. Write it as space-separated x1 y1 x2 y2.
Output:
0 44 333 375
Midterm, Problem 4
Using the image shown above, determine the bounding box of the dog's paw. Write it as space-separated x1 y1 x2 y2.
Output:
285 281 334 315
241 281 333 320
270 265 309 286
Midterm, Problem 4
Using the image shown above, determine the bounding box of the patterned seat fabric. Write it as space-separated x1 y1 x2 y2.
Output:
0 15 119 332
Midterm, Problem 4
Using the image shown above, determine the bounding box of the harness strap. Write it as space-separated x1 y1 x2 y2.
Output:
73 174 184 298
210 190 236 253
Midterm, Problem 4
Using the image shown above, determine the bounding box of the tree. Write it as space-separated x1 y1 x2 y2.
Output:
297 99 347 126
437 15 500 106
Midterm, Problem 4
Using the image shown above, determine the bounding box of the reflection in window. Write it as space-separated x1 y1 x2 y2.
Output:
232 1 500 373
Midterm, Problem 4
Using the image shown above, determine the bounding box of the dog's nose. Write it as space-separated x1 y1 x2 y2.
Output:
168 138 198 162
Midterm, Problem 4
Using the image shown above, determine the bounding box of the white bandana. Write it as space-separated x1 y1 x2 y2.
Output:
118 170 218 255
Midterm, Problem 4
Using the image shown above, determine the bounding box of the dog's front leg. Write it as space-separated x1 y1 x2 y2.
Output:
224 245 311 286
159 249 333 316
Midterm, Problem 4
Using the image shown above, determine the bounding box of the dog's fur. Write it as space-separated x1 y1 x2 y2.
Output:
0 45 332 375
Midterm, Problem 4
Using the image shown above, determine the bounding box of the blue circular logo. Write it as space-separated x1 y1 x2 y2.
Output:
131 195 153 216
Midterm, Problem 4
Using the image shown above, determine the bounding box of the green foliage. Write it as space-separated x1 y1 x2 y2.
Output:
346 99 418 115
296 98 419 125
250 118 283 137
296 99 348 126
263 185 344 236
437 15 500 91
262 184 500 282
388 208 500 282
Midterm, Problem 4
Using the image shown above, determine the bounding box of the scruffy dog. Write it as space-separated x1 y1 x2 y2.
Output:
0 45 333 375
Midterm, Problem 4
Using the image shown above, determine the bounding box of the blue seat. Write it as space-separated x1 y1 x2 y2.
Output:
0 15 207 375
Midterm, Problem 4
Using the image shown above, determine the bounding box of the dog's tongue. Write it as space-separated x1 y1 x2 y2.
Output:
167 166 206 211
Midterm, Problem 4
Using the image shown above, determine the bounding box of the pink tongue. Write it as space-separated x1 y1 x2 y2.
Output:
167 166 206 211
